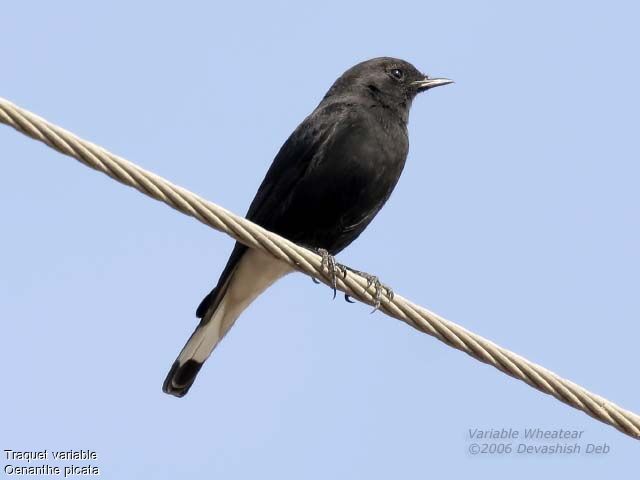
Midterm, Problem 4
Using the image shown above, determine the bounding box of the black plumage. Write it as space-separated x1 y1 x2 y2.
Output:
164 57 452 397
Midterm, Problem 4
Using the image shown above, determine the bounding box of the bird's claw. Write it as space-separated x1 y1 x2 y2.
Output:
309 249 392 310
348 269 393 312
314 248 347 299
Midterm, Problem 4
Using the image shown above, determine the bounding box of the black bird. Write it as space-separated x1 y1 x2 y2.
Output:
163 57 452 397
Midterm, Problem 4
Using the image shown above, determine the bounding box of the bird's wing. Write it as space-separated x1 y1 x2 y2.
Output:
195 103 344 318
244 104 344 227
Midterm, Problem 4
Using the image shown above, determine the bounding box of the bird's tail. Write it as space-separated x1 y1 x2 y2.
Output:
162 294 234 397
163 249 292 397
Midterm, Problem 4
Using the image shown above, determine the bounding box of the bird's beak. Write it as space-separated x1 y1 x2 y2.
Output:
412 76 454 92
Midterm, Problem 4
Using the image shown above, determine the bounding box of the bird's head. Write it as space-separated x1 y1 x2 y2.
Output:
324 57 452 121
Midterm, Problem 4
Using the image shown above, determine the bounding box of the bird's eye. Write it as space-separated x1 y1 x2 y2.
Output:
390 68 404 80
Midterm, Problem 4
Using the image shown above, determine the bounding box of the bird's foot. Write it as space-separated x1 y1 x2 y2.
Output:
309 249 392 311
345 267 394 312
311 248 347 299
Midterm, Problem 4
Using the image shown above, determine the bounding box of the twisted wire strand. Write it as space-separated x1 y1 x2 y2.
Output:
1 96 638 440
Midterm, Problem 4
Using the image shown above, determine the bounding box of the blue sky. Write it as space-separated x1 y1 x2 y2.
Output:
1 1 638 477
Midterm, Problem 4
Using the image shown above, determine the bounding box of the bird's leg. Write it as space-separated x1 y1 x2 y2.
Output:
308 248 392 311
311 248 348 299
343 266 394 312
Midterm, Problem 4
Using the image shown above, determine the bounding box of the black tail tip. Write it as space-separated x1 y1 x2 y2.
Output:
162 359 204 397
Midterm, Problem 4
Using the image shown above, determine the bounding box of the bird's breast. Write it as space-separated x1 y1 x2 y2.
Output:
281 112 408 253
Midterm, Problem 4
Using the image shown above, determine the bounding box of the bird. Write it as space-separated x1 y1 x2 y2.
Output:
163 57 452 397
